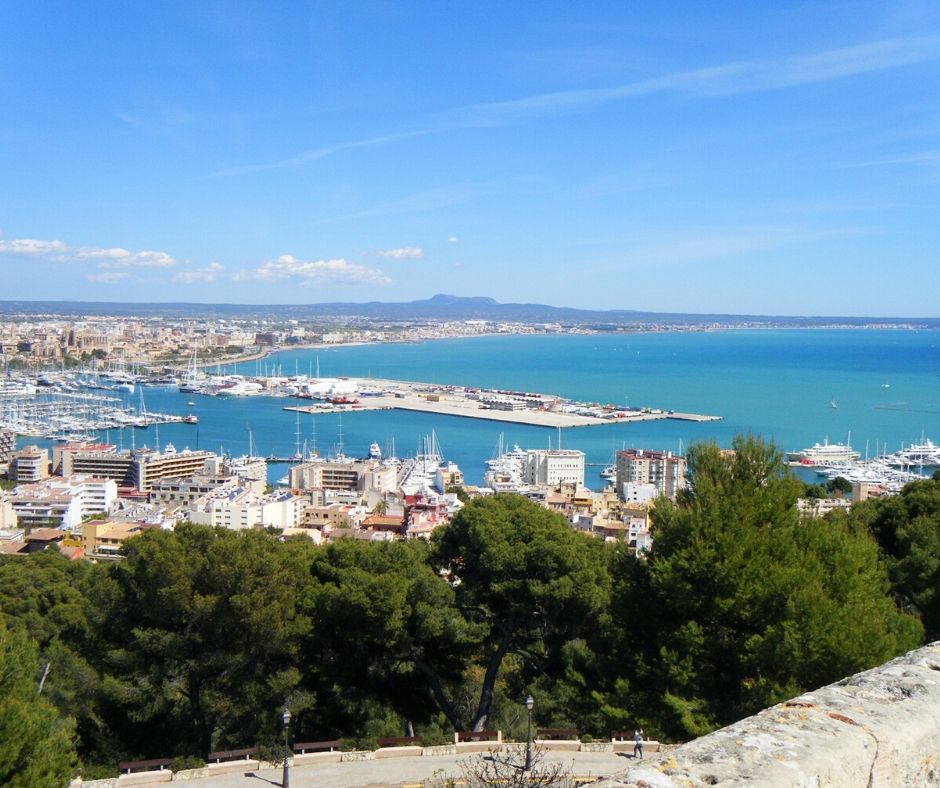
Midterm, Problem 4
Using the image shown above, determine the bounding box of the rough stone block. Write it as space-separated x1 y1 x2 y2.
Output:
340 750 375 762
292 751 342 766
170 768 209 781
117 771 172 786
594 642 940 787
205 760 259 776
374 745 423 759
422 744 458 756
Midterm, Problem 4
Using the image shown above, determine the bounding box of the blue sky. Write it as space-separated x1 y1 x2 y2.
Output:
1 1 939 316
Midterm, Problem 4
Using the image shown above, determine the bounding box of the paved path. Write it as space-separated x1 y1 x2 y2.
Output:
192 750 635 787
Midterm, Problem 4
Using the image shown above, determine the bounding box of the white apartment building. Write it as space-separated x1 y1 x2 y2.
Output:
10 475 117 530
615 449 687 502
289 458 396 495
621 482 658 504
189 487 307 531
220 456 268 490
524 449 585 487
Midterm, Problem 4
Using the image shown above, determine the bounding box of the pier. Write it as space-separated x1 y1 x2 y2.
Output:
282 377 721 429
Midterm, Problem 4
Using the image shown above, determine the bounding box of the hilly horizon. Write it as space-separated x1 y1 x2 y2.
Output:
0 294 937 327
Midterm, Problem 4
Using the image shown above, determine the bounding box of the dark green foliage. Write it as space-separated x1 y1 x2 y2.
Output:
0 552 106 761
433 494 611 731
92 525 317 758
626 436 922 739
827 476 852 494
0 449 930 762
0 617 77 787
847 475 940 639
304 538 479 737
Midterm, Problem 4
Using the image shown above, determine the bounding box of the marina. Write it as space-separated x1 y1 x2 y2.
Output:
788 434 939 492
2 329 939 489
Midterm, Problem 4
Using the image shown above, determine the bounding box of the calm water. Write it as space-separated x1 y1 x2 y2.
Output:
50 330 940 487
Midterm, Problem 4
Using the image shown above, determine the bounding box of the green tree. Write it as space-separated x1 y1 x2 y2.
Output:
0 553 106 763
633 436 921 739
92 525 316 758
0 617 77 787
432 494 611 731
826 476 852 495
304 538 479 738
848 475 940 639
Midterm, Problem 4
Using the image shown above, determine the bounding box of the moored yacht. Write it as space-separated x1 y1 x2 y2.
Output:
787 437 860 467
884 438 940 469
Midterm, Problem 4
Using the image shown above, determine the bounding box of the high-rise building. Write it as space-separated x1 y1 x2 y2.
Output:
615 449 686 501
11 446 49 484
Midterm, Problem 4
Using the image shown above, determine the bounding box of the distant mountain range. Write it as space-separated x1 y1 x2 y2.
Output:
1 294 936 327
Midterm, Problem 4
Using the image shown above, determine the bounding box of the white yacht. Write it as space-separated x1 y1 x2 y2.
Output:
215 378 264 396
787 438 860 467
885 438 940 470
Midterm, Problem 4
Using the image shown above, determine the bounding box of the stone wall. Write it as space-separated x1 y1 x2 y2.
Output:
596 641 940 787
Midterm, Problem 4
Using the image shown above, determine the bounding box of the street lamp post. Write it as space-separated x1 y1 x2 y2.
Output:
281 707 292 788
524 694 534 772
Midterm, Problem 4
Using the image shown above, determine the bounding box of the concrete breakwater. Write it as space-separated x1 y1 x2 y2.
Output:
283 376 721 430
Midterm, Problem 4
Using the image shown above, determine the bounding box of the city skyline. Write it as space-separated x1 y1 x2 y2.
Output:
2 2 940 316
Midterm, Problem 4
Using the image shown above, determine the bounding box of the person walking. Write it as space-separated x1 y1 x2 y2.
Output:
633 728 644 759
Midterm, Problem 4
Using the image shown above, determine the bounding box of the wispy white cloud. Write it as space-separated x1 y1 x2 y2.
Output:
174 262 224 283
82 248 176 268
115 111 144 128
210 127 437 178
621 226 870 267
233 255 391 285
378 246 423 259
319 177 540 225
0 236 177 267
842 149 940 168
87 271 131 283
451 35 940 125
0 238 68 256
447 236 459 243
211 35 940 176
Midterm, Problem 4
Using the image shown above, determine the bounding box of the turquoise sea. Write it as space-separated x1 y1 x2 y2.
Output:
40 329 940 487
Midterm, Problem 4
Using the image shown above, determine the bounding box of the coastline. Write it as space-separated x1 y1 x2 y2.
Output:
187 323 936 373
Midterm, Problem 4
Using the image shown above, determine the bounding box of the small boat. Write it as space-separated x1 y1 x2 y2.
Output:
187 400 196 406
830 398 838 409
182 414 199 424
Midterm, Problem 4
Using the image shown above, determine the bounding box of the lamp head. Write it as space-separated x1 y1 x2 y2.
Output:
282 707 292 726
525 695 534 711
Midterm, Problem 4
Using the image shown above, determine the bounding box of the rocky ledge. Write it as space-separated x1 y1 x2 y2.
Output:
595 642 940 787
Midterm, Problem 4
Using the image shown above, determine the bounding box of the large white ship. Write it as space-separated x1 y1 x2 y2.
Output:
884 438 940 470
483 436 528 493
787 437 860 468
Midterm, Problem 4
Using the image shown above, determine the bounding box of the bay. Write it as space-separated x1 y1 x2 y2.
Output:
113 329 940 488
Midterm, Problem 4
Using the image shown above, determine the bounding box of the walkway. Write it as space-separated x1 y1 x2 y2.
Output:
188 749 634 787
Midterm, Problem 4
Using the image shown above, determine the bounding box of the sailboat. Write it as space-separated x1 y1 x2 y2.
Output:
830 398 838 409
